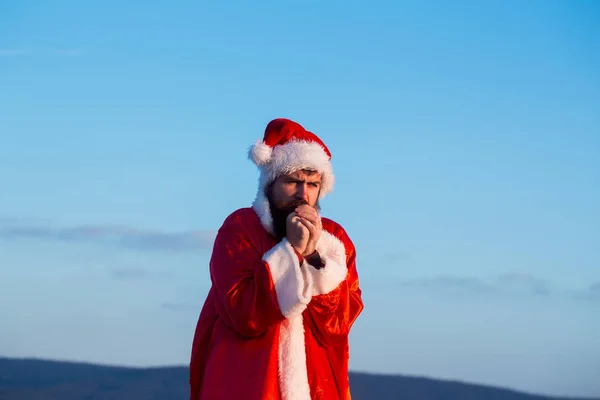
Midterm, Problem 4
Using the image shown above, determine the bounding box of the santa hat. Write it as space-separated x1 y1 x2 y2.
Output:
249 118 335 197
249 118 335 233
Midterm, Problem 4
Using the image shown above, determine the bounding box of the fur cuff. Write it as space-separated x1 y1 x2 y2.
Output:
308 231 348 295
263 239 313 318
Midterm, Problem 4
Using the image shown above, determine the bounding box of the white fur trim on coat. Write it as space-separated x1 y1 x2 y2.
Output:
278 315 312 400
252 175 276 236
262 239 313 400
259 213 350 400
263 239 312 318
307 230 349 295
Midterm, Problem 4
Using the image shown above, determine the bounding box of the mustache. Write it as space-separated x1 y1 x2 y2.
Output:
283 199 309 210
271 198 309 214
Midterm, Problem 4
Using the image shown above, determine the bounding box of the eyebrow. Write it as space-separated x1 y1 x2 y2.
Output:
286 177 321 184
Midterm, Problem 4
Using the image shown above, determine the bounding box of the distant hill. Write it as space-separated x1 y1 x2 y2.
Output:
0 357 596 400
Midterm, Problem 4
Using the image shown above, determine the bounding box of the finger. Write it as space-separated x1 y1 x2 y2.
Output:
297 217 317 235
300 212 320 227
297 207 317 218
296 205 317 216
296 209 319 225
294 218 306 226
294 219 310 232
296 214 316 227
300 205 318 214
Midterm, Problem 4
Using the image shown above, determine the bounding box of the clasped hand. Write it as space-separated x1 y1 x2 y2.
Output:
286 204 322 257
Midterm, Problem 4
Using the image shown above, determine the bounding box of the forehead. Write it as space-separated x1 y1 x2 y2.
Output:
285 169 322 181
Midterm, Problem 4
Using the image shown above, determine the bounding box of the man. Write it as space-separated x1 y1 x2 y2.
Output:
189 118 364 400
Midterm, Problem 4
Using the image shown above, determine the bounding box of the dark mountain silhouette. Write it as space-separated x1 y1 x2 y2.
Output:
0 357 596 400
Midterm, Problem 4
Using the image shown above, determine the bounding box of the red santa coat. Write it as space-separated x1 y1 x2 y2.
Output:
189 206 364 400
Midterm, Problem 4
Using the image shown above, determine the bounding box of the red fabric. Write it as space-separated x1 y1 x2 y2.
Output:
189 207 363 400
263 118 332 159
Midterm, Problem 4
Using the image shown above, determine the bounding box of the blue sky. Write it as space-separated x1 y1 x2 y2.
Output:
1 0 599 397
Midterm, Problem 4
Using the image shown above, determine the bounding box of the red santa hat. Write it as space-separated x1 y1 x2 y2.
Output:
249 118 335 198
249 118 335 234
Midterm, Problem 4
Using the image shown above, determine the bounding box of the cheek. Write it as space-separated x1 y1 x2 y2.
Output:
271 184 294 203
279 185 296 199
308 187 321 203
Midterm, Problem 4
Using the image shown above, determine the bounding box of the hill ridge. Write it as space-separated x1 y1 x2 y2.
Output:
0 356 597 400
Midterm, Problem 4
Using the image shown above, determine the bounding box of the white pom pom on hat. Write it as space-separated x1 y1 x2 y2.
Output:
249 139 274 166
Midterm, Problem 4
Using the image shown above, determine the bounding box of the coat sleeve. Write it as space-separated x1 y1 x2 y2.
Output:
304 226 364 346
210 216 313 338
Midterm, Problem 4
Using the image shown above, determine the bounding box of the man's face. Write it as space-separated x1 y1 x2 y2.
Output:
267 169 322 238
270 169 322 208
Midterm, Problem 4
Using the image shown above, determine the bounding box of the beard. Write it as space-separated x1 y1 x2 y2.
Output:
268 197 309 240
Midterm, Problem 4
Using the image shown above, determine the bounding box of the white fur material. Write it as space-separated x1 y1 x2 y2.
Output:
263 139 334 196
249 139 273 165
263 239 312 318
263 239 313 400
278 315 312 400
269 232 349 400
252 173 277 236
307 230 349 295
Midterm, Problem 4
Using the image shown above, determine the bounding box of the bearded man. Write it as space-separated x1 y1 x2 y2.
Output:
189 118 364 400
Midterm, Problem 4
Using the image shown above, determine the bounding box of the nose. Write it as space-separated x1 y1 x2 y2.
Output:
295 183 310 202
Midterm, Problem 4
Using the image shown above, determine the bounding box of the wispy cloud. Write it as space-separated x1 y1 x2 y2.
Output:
0 218 216 253
397 272 600 303
576 281 600 301
399 274 488 292
494 272 551 295
398 272 552 296
0 49 31 56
